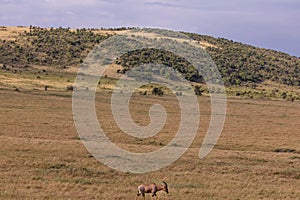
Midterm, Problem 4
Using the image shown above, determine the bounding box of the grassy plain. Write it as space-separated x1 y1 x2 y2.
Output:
0 82 299 199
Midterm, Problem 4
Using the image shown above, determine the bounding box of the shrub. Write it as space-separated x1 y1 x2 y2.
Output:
152 87 164 96
66 85 74 91
194 86 202 96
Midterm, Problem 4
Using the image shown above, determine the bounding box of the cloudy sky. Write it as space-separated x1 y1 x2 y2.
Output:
1 0 299 56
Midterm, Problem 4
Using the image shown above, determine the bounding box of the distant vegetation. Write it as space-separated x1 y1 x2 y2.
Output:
0 27 109 68
0 27 299 99
118 33 300 87
116 48 203 83
185 33 300 87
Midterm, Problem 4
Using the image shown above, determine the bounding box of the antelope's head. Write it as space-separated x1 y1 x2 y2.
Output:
162 181 169 194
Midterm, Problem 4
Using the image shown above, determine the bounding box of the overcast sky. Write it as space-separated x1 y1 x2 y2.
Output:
1 0 299 56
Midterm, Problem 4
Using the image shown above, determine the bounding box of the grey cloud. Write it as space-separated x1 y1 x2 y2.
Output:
144 1 182 8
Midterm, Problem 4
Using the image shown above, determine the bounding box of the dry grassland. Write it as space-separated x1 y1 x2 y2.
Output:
0 86 299 199
0 26 29 41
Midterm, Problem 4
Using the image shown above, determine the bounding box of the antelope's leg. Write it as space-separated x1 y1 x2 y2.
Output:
135 191 141 200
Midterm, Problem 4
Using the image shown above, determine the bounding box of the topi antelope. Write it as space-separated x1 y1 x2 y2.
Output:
135 181 169 199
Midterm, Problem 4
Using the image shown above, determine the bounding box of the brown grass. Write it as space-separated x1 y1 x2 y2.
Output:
0 26 29 41
0 26 130 42
0 86 299 199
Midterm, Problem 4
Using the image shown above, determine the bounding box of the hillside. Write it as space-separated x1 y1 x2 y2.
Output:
185 33 300 87
0 26 299 100
0 26 110 67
